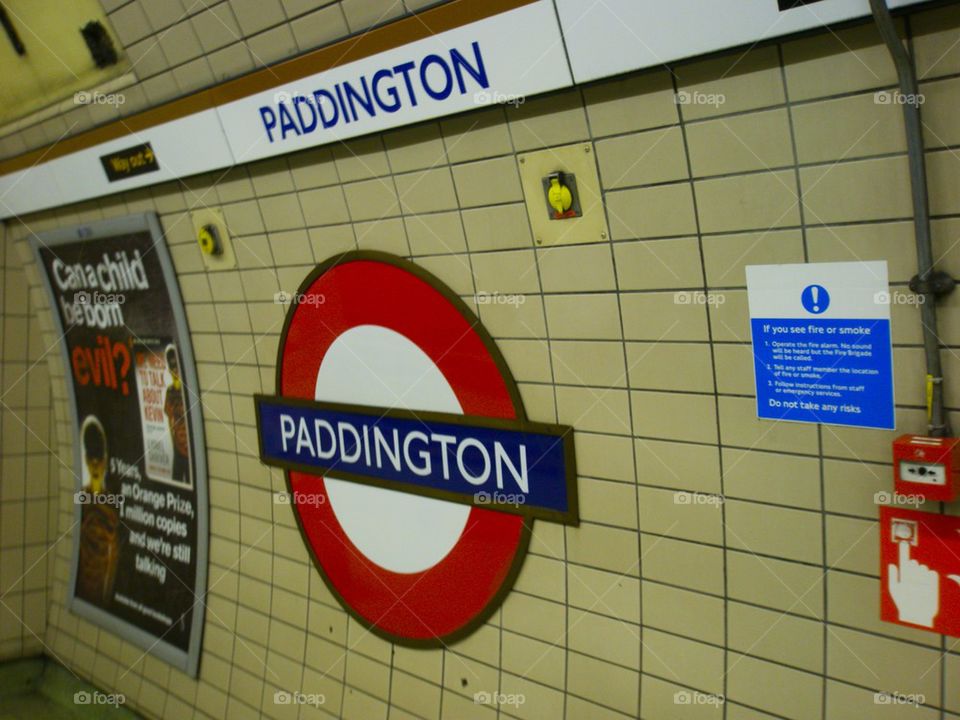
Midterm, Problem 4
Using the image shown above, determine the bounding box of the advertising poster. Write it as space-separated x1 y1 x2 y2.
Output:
32 213 207 676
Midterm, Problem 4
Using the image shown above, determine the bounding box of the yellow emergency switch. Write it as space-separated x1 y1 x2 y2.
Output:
548 175 572 215
197 224 222 256
544 172 580 220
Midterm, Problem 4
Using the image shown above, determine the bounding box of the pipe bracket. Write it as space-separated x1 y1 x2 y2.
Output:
909 271 956 298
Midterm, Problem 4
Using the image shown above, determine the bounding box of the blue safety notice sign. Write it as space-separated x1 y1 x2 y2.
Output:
746 261 895 430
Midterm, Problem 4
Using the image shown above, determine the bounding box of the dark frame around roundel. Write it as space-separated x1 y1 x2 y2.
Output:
272 250 534 648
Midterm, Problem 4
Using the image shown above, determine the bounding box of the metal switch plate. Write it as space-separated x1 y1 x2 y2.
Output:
190 208 236 271
518 143 608 247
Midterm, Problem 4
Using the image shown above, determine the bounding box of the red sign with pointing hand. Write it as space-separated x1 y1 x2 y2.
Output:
880 507 960 636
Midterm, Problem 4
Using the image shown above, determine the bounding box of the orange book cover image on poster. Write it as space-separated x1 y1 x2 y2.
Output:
134 342 192 489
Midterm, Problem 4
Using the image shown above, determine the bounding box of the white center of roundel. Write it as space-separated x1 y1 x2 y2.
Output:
314 324 470 574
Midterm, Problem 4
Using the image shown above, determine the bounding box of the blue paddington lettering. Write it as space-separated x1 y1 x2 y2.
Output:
258 41 489 142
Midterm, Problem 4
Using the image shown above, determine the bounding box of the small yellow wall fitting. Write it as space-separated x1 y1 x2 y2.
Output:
190 208 236 270
519 144 608 247
547 174 574 217
197 224 222 256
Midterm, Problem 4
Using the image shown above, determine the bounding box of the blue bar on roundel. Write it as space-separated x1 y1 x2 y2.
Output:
255 395 578 524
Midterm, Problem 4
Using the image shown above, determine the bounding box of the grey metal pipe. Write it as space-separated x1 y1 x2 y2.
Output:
869 0 950 436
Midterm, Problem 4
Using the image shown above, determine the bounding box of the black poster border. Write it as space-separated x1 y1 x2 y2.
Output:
30 212 208 678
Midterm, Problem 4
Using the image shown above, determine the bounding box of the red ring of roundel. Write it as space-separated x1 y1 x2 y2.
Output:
279 257 527 642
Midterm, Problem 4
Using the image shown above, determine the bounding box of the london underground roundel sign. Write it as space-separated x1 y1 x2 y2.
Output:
255 252 578 644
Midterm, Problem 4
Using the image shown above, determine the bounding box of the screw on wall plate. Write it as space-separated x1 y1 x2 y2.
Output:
520 157 526 164
535 237 543 245
584 145 591 153
601 231 607 239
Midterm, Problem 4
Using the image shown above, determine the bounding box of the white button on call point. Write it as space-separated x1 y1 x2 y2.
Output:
887 520 960 628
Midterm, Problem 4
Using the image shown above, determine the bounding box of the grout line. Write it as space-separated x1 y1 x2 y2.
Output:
576 79 644 716
671 62 732 719
776 37 832 717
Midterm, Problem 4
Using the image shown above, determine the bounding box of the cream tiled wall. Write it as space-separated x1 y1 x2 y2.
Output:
3 3 960 719
0 225 56 661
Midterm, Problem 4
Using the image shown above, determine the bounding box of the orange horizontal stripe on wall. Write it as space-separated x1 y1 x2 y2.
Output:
0 90 216 177
0 0 537 178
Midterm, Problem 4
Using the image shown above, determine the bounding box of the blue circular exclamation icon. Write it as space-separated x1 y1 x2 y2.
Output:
801 284 830 314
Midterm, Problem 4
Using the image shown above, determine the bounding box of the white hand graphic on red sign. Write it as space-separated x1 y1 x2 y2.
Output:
888 540 939 627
